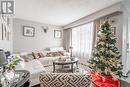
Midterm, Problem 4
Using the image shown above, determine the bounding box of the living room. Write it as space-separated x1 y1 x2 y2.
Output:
0 0 130 87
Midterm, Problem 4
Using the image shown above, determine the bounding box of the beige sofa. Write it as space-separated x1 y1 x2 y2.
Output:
15 47 70 86
39 73 91 87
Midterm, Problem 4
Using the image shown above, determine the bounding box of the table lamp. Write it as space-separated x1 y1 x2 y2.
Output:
69 46 73 57
0 50 8 87
0 50 8 66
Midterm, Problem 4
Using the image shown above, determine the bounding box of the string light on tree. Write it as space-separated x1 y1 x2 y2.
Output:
88 21 123 78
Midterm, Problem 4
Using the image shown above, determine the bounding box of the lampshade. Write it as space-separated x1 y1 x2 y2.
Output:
0 50 7 66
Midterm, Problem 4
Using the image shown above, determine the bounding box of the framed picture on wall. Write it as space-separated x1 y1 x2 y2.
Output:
23 26 35 37
54 30 62 38
111 27 116 35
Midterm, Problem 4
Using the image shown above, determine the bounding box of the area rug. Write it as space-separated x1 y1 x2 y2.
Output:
44 63 89 74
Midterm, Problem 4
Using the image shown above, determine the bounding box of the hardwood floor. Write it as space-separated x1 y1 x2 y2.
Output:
121 80 130 87
32 84 40 87
31 64 130 87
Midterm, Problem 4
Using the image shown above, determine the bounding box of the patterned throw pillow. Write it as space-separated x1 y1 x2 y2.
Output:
32 52 40 59
58 51 65 56
21 53 34 62
54 52 62 56
46 51 65 57
39 52 45 58
46 52 53 57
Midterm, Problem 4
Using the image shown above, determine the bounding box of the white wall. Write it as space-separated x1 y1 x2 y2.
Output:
121 0 130 84
119 0 130 84
109 14 123 53
63 3 122 29
0 16 13 52
13 18 63 53
121 4 129 75
63 2 123 54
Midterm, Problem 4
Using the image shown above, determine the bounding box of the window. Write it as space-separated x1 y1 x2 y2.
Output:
72 22 94 62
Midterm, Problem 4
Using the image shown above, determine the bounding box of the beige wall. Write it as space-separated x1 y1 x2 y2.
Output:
109 14 123 53
63 3 123 52
63 3 122 29
121 0 130 84
13 18 63 53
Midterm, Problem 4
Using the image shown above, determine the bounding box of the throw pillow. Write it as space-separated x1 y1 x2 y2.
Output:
21 53 34 62
46 52 53 57
32 52 40 59
58 51 65 56
53 52 61 56
46 52 64 57
38 52 45 58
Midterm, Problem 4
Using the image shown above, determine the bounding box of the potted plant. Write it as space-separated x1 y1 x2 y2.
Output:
4 55 21 82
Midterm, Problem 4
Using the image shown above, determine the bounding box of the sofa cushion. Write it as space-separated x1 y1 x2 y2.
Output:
42 51 51 56
49 47 64 52
38 57 59 66
64 52 70 56
38 52 45 58
58 51 65 56
16 59 45 75
46 52 54 57
16 58 46 86
32 52 40 59
46 51 65 57
21 53 34 62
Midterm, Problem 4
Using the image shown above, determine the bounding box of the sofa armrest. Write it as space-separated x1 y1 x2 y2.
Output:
64 52 70 56
49 47 64 52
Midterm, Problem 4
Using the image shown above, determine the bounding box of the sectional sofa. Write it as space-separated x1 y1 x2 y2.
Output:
15 47 70 86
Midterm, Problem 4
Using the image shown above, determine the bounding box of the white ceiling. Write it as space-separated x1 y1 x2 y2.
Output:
15 0 122 26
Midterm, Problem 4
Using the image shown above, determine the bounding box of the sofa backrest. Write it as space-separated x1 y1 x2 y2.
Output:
39 73 91 87
49 47 65 52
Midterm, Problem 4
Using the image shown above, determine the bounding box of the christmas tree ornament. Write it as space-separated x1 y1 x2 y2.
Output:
88 21 123 78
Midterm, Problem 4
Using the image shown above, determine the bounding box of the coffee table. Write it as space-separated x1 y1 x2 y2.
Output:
53 58 79 73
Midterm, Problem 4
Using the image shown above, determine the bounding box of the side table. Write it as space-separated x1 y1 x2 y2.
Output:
5 70 30 87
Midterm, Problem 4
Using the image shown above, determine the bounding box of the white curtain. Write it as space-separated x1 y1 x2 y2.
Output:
72 22 94 63
63 29 72 52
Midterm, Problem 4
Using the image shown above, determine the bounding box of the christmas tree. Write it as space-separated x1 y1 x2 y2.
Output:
88 21 123 78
